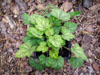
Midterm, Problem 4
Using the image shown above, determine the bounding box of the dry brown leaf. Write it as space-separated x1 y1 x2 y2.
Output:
60 1 73 12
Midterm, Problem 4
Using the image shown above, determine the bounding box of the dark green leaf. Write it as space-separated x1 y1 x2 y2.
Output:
51 56 64 70
53 26 61 35
29 57 44 71
69 57 84 68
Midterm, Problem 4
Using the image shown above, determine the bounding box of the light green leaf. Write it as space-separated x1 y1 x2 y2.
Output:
15 42 36 58
22 13 31 25
49 50 59 59
51 9 70 21
51 56 64 70
48 35 65 48
64 22 77 33
35 16 51 31
45 28 54 36
37 42 48 53
61 27 75 41
69 11 81 17
27 27 43 38
29 57 44 71
30 14 43 24
71 44 88 60
69 57 84 68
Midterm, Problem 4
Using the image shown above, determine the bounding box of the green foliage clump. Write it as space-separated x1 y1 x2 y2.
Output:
15 8 87 71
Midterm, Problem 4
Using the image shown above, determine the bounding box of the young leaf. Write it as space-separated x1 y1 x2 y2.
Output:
48 35 65 48
69 11 81 17
71 44 88 60
51 56 64 70
27 27 43 38
30 14 43 24
49 50 59 59
35 16 51 31
37 42 48 53
51 8 70 21
22 13 31 25
64 22 77 33
61 27 75 41
15 42 36 58
69 57 84 68
45 28 54 36
29 57 44 71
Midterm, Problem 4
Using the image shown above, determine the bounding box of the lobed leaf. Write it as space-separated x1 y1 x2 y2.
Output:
37 42 48 53
69 57 84 68
61 27 75 41
29 57 44 71
71 44 88 60
51 8 70 21
27 27 43 38
22 13 31 25
48 35 65 48
15 42 36 58
64 22 77 33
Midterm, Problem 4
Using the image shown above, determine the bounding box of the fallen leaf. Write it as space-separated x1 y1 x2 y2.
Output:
60 1 73 12
93 62 99 71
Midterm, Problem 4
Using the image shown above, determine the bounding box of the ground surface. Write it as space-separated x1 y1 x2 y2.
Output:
0 0 100 75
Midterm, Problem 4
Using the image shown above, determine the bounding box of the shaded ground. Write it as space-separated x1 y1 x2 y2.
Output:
0 0 100 75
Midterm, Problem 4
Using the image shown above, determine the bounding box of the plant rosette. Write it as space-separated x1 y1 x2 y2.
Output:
15 8 88 71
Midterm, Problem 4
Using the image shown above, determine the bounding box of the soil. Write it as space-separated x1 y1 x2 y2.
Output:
0 0 100 75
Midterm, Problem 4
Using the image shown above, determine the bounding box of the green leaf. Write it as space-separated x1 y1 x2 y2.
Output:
37 42 48 53
15 42 36 58
51 56 64 70
69 57 84 68
61 27 75 41
71 44 88 60
51 8 70 21
46 57 55 67
45 28 54 36
53 26 61 35
49 50 59 59
30 14 42 24
49 15 62 26
22 13 31 25
29 57 44 71
69 11 81 17
27 27 43 38
39 54 51 67
35 16 51 31
24 36 43 46
64 22 77 33
48 35 65 48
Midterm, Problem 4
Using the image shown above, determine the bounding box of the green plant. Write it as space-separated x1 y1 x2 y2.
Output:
15 8 88 71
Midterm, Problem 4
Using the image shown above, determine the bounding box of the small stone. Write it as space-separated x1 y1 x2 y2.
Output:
93 62 99 71
16 41 22 48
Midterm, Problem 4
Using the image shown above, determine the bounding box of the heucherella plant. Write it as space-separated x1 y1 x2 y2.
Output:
15 8 88 71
